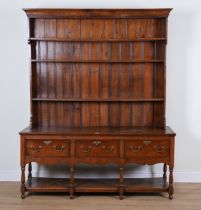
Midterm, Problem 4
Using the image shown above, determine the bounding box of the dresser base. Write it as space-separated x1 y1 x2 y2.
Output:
20 126 175 200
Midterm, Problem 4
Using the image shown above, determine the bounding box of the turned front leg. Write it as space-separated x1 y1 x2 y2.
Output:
70 166 75 199
169 166 174 200
162 163 167 188
28 162 32 185
119 166 124 200
163 164 167 180
21 165 26 199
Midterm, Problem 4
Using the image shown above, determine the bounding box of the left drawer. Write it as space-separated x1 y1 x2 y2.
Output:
25 139 70 157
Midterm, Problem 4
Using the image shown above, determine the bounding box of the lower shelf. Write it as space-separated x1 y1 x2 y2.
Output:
25 177 168 193
26 178 68 192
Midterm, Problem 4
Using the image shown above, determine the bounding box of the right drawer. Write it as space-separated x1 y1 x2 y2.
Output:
125 139 169 158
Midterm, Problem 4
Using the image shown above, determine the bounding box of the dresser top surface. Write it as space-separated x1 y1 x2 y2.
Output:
20 126 175 136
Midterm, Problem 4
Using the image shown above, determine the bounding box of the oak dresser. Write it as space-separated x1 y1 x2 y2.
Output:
20 8 176 199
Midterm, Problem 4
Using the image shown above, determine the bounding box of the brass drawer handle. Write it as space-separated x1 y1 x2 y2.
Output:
153 145 165 153
43 140 52 145
129 146 142 153
53 145 65 152
93 140 102 146
30 145 42 152
80 145 92 153
143 140 152 146
102 145 114 152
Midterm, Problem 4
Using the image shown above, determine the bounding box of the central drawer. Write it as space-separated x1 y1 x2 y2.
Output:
125 139 169 158
75 140 119 158
26 139 70 157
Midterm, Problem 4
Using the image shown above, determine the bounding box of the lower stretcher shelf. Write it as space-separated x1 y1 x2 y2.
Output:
25 177 168 193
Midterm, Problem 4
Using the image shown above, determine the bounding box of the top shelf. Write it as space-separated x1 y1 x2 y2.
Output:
29 38 167 42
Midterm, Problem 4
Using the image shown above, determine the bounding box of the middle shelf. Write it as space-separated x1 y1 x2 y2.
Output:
31 59 165 63
32 98 164 102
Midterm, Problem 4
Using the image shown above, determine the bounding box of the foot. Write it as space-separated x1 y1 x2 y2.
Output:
169 194 173 200
70 194 74 199
21 194 25 199
119 195 124 200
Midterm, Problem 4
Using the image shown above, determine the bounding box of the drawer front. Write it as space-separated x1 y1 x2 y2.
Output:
125 139 169 158
75 140 119 158
26 139 70 157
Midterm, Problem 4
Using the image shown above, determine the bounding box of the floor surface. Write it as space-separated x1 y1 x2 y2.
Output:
0 182 201 210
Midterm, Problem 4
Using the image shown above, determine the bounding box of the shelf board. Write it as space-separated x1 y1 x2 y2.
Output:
26 177 68 192
125 177 168 192
25 177 168 193
31 59 164 63
32 98 164 102
29 37 167 42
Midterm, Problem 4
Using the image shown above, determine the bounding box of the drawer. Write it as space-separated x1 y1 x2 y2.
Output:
125 139 169 158
26 139 70 157
75 140 119 158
